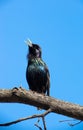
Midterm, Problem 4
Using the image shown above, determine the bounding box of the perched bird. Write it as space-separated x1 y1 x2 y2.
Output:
25 39 50 96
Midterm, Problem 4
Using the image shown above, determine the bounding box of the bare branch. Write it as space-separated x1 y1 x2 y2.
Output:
42 117 47 130
68 120 82 127
59 119 82 127
0 109 51 126
34 118 42 130
35 123 42 130
0 87 83 121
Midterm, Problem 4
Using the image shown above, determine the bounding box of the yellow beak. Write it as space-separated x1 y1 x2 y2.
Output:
25 38 33 47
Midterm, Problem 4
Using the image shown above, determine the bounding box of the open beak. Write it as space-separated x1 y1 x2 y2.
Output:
25 38 33 47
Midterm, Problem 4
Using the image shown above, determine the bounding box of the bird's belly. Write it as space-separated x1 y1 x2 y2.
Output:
27 65 47 93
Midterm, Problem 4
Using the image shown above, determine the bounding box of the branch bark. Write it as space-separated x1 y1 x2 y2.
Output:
0 87 83 121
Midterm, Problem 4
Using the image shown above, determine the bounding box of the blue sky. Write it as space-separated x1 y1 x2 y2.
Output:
0 0 83 130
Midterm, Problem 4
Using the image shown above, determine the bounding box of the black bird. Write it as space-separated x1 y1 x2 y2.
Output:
26 39 50 96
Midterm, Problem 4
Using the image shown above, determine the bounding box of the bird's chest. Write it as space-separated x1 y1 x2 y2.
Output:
27 59 47 81
28 64 45 74
28 59 45 73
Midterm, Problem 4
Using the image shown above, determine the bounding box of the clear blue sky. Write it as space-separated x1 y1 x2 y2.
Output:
0 0 83 130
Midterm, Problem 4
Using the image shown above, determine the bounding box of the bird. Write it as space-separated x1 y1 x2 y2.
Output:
25 39 50 96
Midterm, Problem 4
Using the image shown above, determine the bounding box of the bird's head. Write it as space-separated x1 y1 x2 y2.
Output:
25 39 42 58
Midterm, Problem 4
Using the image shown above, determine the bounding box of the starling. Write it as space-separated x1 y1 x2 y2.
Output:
26 39 50 96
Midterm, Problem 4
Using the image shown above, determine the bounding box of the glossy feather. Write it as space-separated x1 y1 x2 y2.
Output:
26 43 50 96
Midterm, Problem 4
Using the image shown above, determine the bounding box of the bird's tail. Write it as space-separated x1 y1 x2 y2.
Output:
47 88 50 96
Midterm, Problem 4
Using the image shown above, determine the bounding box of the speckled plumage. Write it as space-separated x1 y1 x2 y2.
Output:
26 43 50 96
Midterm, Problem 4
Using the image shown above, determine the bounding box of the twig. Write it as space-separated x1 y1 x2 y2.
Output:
68 120 82 127
35 123 42 130
59 119 76 123
34 118 42 130
0 109 52 127
42 117 47 130
59 119 82 127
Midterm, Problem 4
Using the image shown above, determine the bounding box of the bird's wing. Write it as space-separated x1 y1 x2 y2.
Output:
45 66 50 96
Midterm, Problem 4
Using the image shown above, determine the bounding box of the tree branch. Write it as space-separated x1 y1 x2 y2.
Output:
0 87 83 121
0 108 51 127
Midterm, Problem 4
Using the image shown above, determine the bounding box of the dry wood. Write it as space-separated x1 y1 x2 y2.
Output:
0 87 83 121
